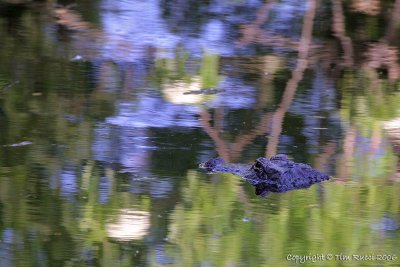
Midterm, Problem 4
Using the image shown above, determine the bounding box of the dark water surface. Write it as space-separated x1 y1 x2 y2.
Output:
1 0 399 266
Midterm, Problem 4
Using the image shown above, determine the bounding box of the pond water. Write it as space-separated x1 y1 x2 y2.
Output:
0 0 399 266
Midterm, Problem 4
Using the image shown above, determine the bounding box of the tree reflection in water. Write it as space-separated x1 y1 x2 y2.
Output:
0 0 399 266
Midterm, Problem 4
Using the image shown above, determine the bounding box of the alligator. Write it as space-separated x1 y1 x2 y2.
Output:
199 154 330 196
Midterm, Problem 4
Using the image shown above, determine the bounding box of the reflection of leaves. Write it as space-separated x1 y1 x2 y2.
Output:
351 0 380 15
338 70 399 180
153 48 190 84
52 6 102 37
166 169 400 266
365 43 399 80
167 170 255 266
154 50 221 90
340 70 400 126
200 53 220 88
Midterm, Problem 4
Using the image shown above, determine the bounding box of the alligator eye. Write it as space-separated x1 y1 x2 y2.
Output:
254 161 262 169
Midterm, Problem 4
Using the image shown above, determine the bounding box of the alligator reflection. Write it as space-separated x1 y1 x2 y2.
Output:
200 154 330 196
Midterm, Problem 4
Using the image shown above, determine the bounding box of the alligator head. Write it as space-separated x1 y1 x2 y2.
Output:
200 154 330 196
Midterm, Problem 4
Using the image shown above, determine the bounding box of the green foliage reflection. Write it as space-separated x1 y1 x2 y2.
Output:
165 170 400 266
